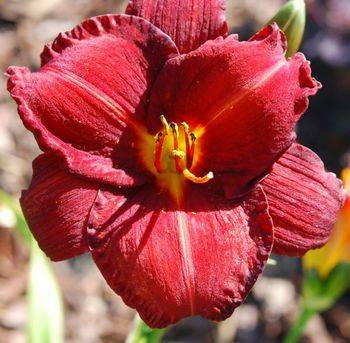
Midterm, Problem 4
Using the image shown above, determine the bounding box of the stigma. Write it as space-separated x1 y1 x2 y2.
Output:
154 115 213 184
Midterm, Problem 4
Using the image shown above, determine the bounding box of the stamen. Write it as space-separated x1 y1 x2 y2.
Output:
154 132 165 173
181 122 191 168
160 115 170 134
170 122 179 137
183 169 213 184
170 123 183 173
187 132 196 169
181 122 189 132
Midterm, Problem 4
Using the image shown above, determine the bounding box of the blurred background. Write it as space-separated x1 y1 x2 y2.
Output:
0 0 349 342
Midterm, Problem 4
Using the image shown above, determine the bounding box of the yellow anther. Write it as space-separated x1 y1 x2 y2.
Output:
181 122 189 133
160 115 170 134
171 149 185 159
183 169 213 184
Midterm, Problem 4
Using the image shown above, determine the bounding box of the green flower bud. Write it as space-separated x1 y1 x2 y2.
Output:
268 0 306 57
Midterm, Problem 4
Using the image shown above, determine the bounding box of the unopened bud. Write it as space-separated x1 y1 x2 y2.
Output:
268 0 306 57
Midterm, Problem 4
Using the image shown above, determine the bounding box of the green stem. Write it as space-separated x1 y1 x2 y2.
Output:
283 307 316 343
126 314 166 343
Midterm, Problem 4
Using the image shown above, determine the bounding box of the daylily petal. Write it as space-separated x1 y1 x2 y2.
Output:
260 143 345 256
21 154 99 261
147 24 320 196
125 0 228 53
87 184 273 328
7 15 178 187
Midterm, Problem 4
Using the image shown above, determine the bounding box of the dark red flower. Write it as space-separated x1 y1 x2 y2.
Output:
6 0 345 328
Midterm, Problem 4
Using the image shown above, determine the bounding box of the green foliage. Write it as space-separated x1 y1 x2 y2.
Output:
0 189 64 343
0 189 31 243
126 315 166 343
283 307 316 343
27 240 64 343
268 0 306 57
284 264 350 342
302 264 350 312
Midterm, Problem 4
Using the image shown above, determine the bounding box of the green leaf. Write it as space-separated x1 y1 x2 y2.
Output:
268 0 306 57
283 306 316 343
27 240 64 343
302 264 350 312
323 264 350 301
126 315 166 343
0 189 32 243
284 263 350 342
0 189 64 342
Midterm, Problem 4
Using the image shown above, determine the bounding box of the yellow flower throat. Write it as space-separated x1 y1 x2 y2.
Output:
139 115 213 202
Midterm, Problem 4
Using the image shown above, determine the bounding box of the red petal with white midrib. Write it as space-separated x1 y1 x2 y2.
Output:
87 184 273 328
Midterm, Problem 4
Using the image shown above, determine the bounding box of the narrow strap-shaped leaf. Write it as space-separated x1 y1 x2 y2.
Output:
27 240 64 343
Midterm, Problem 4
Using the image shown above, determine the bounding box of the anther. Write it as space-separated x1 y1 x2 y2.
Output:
181 122 189 133
170 122 179 136
155 131 163 142
183 169 213 184
171 149 185 159
160 115 170 134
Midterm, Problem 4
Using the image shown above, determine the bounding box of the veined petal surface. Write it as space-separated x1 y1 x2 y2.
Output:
261 143 345 256
7 15 178 187
126 0 228 53
147 24 320 197
88 184 273 328
21 154 99 261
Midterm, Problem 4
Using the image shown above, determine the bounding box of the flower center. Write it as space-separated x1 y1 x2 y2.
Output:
138 115 213 202
154 115 213 183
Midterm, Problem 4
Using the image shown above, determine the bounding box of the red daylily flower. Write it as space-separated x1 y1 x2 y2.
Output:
6 0 345 328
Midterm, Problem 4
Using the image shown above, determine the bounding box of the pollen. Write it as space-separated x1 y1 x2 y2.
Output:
153 115 213 184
